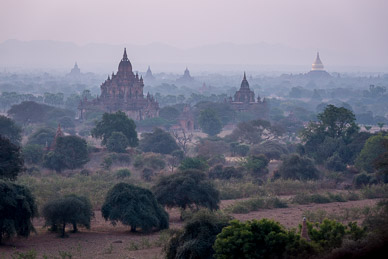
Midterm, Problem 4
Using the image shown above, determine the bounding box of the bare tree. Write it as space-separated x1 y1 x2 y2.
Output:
171 129 193 155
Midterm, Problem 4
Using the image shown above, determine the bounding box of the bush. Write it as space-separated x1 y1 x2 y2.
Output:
0 135 24 180
23 144 44 165
277 154 320 180
153 169 220 212
354 173 372 187
326 154 346 172
243 154 269 176
214 219 314 259
208 165 243 180
106 131 128 153
0 180 37 244
42 195 93 237
142 168 154 182
225 197 288 214
179 157 209 171
165 210 230 259
115 168 131 179
139 128 180 154
101 183 169 232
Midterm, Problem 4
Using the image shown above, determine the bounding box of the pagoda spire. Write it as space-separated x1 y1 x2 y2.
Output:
123 48 128 61
243 71 246 80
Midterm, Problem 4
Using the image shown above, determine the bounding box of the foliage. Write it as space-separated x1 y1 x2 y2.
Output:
355 134 388 173
243 155 269 176
198 108 223 136
27 127 55 146
225 197 288 214
0 135 24 180
42 195 93 237
227 119 272 145
139 128 180 154
134 153 166 170
277 154 320 180
159 106 180 122
0 180 37 243
374 139 388 177
353 173 372 187
0 115 22 145
165 210 231 259
106 131 129 153
326 153 346 172
208 165 243 180
197 139 228 159
179 157 209 171
230 142 250 157
91 111 138 147
22 144 44 165
101 183 169 232
115 168 131 179
58 116 75 129
153 169 220 211
142 168 154 181
249 141 288 160
213 219 314 259
43 136 89 172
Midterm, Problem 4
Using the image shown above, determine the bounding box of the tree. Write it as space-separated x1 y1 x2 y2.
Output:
165 210 231 259
355 135 388 173
101 183 168 232
43 136 89 172
227 119 272 145
213 219 313 259
249 141 288 160
197 139 228 159
0 115 22 145
42 195 93 237
139 128 180 154
243 155 269 176
0 135 24 180
159 106 180 122
171 129 193 155
374 139 388 177
198 108 222 136
277 154 320 180
0 180 37 244
27 127 56 146
153 169 220 213
106 131 128 153
23 144 44 165
377 122 385 131
8 101 46 124
179 157 209 171
91 111 138 147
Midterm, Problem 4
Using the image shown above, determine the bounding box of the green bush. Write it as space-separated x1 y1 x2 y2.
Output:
106 131 128 153
179 157 209 171
225 196 288 214
115 168 131 179
208 165 242 180
142 168 154 181
243 154 269 176
23 144 44 165
277 154 320 180
354 173 372 187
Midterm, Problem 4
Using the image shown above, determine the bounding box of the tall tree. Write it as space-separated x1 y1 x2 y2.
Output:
0 115 22 145
198 108 222 136
139 128 180 155
0 135 24 180
0 180 37 244
101 183 168 232
91 111 138 147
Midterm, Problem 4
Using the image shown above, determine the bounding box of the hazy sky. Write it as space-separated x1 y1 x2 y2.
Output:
1 0 388 67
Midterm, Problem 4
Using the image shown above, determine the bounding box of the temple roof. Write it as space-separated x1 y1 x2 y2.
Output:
240 72 250 89
311 52 324 71
118 48 133 74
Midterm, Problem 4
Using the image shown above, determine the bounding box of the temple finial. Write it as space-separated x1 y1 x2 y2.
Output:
243 72 246 80
123 48 128 60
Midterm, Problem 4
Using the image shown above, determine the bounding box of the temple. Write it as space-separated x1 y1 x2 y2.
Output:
176 67 194 84
307 52 331 78
227 73 268 119
69 62 81 76
144 66 155 80
78 48 159 121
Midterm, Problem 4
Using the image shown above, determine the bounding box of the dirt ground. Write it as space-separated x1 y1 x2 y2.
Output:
0 198 379 259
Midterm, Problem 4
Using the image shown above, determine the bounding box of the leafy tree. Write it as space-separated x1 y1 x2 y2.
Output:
165 210 231 259
159 106 180 122
227 119 272 145
213 219 314 259
277 154 320 180
179 157 209 171
374 139 388 177
208 165 242 180
230 142 250 157
27 127 56 147
139 128 180 154
197 139 228 159
42 195 93 237
91 111 138 147
356 135 388 173
198 108 222 136
101 183 168 232
243 155 269 176
153 169 220 212
0 180 37 244
195 101 235 126
43 136 89 172
0 135 24 180
249 141 288 160
58 116 75 129
23 144 44 165
326 153 346 172
106 131 128 153
0 115 22 145
8 101 46 124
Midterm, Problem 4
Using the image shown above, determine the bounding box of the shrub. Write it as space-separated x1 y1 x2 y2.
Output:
277 154 320 180
243 154 269 176
214 219 314 259
326 153 346 172
0 180 37 244
42 195 93 237
142 168 154 181
0 135 24 180
106 131 128 153
101 183 168 232
115 168 131 179
179 157 209 171
208 165 242 180
165 210 231 259
225 197 288 214
354 173 372 187
139 128 180 154
23 144 44 165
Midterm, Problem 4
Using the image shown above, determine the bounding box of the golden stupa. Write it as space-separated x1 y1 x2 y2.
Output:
311 52 325 71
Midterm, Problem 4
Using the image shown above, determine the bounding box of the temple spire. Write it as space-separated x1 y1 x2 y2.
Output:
243 72 246 80
123 48 128 60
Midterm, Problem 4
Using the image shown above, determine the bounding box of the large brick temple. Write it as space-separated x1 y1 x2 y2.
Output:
78 48 159 120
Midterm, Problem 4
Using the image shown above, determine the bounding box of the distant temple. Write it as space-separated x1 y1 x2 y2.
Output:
45 124 64 151
227 73 268 119
307 52 331 78
144 66 155 80
78 48 159 121
176 67 194 84
69 62 81 76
